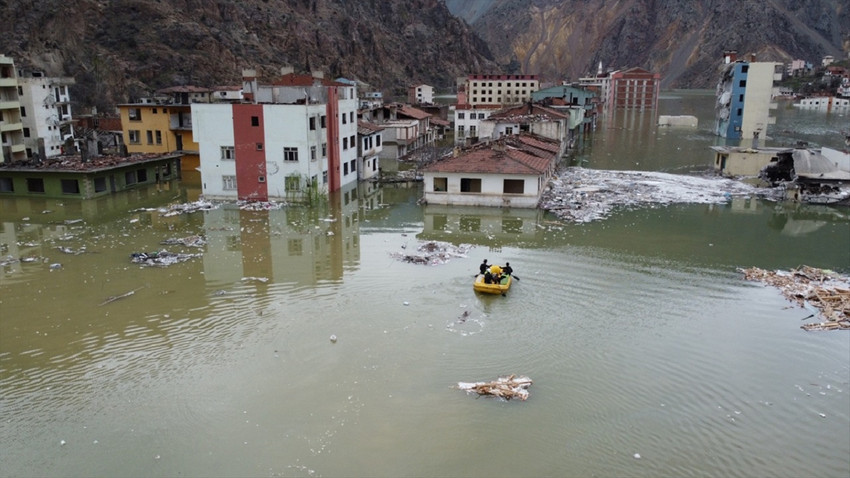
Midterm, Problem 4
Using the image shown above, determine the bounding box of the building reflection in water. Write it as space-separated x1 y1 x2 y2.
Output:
417 204 548 248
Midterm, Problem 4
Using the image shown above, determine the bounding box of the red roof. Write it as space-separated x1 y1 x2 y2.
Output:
421 135 556 176
397 105 432 120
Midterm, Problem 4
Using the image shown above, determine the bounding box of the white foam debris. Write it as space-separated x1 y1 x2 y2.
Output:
540 167 781 223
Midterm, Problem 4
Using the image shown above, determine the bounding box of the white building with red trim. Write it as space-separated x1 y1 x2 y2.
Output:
192 69 358 201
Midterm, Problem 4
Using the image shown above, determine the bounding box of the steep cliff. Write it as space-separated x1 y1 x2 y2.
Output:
0 0 498 111
447 0 848 88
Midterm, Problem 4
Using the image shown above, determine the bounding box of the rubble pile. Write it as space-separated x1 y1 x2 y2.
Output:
389 240 472 265
238 201 284 211
740 266 850 331
540 167 780 223
159 200 217 217
457 375 533 401
160 235 207 248
130 250 203 267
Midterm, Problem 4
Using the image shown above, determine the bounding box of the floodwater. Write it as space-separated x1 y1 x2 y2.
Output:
2 91 849 478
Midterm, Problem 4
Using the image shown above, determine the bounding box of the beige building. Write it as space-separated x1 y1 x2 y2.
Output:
0 55 26 163
460 74 539 107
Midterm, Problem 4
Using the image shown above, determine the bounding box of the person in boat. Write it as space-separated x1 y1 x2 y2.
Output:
489 265 503 284
503 262 513 276
483 268 494 284
479 259 489 275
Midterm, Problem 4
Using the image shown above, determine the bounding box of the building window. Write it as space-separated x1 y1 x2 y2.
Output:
221 146 235 160
20 106 26 117
342 113 347 124
321 143 327 158
0 177 14 192
505 127 513 135
129 108 141 121
433 177 447 191
350 159 356 172
458 125 465 135
288 238 303 256
503 179 524 194
470 126 477 137
23 128 30 138
376 135 381 146
128 130 140 144
350 112 354 123
137 169 148 182
323 171 328 184
258 175 265 183
146 130 153 144
478 113 485 119
155 131 162 145
739 80 747 88
321 115 326 128
285 175 301 192
61 179 80 194
125 171 137 185
284 147 298 162
310 145 317 160
457 112 465 119
309 117 316 130
26 178 45 193
256 143 263 151
350 135 355 148
222 175 237 190
736 108 743 116
152 108 158 114
343 137 348 150
251 116 259 126
344 162 349 175
94 177 106 192
460 178 481 193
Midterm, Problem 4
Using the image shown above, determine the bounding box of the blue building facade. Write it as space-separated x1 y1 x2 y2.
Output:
716 62 750 140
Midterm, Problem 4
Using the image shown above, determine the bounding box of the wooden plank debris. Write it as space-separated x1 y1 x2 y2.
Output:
457 374 533 401
740 266 850 331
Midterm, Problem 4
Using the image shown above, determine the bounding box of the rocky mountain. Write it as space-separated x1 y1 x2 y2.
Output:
0 0 498 112
446 0 849 88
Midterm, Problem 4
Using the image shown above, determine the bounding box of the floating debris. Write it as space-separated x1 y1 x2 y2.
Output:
130 250 202 267
238 200 284 211
159 200 217 217
540 167 780 223
457 374 533 401
740 266 850 331
390 240 472 265
160 235 207 248
99 287 143 306
241 276 269 283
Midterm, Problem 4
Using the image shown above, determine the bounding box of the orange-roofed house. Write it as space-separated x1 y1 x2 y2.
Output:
420 133 558 208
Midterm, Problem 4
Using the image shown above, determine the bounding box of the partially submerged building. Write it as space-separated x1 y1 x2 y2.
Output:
0 55 26 163
420 133 558 208
0 152 181 199
715 51 782 141
192 68 359 201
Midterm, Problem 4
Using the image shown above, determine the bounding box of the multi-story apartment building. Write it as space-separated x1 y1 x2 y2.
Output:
408 84 434 105
16 69 75 159
192 69 359 201
606 67 661 111
715 51 782 141
460 74 539 107
118 86 214 170
453 74 540 145
0 55 26 163
357 120 383 181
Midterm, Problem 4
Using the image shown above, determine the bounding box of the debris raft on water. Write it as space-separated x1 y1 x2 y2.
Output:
130 250 202 267
390 240 472 265
457 374 533 401
740 265 850 331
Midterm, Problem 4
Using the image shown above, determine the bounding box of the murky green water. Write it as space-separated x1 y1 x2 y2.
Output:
2 91 849 477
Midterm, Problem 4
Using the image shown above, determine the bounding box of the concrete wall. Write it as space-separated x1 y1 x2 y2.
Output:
422 171 542 208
